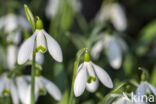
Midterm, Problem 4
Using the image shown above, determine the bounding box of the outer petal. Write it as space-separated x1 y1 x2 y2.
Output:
17 33 36 64
16 76 28 104
148 83 156 96
10 80 19 104
106 37 122 69
43 30 63 62
41 77 62 101
25 84 39 104
111 4 127 31
92 62 113 88
74 65 87 97
7 45 17 69
91 40 104 60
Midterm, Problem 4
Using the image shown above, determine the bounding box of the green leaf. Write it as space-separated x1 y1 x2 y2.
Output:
24 4 35 32
57 90 69 104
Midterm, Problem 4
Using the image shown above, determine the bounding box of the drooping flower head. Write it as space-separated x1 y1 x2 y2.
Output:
18 17 63 64
74 50 113 97
91 32 128 69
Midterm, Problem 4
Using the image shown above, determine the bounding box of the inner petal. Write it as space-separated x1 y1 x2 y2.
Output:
85 62 96 83
36 31 47 53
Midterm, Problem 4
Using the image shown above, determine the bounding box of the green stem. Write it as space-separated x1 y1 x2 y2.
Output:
31 51 36 104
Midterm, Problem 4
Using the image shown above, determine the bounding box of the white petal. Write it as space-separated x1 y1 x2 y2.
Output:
35 52 44 65
25 84 39 104
91 40 104 60
5 14 18 33
16 76 28 104
148 83 156 96
111 4 127 31
36 30 47 53
10 80 19 104
42 77 62 101
92 62 113 88
43 30 63 62
7 45 17 69
17 33 36 64
25 85 31 104
106 37 122 69
74 65 87 97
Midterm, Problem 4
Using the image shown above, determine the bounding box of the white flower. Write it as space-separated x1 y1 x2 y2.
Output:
7 45 18 69
91 32 127 69
24 76 62 103
74 61 113 97
136 82 156 96
18 29 63 64
0 14 30 45
95 3 127 31
0 13 29 33
35 76 62 101
0 73 19 104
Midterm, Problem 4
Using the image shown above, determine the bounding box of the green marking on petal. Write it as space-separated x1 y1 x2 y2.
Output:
3 89 10 96
87 76 96 83
36 45 46 53
39 88 46 95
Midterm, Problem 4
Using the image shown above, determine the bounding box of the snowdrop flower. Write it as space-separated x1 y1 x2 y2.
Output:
35 76 62 101
74 50 113 97
0 13 29 33
136 81 156 96
0 14 30 45
0 73 19 104
18 17 63 64
95 3 127 31
7 45 18 69
91 32 127 69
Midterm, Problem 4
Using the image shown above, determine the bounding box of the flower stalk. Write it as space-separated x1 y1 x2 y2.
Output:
31 50 36 104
